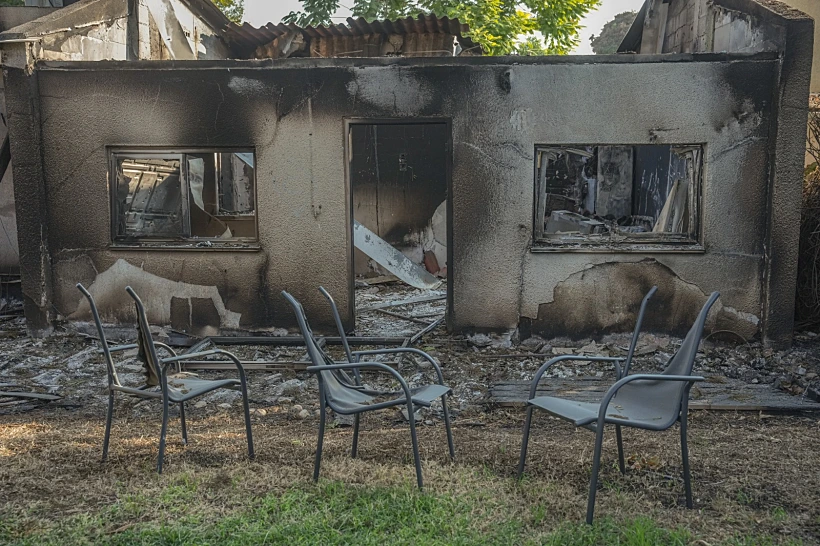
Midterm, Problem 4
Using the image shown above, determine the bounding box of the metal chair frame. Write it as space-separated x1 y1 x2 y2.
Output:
318 286 455 460
76 283 254 473
282 289 454 489
517 288 719 523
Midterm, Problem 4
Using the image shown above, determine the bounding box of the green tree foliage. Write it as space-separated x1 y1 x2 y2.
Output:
283 0 602 55
212 0 244 24
589 10 636 54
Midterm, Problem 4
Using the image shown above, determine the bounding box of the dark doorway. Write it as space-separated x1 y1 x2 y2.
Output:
350 122 449 278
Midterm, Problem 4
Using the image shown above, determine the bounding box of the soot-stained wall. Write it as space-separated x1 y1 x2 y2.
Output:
5 51 808 342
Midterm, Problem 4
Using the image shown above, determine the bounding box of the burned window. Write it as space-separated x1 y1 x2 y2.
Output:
534 145 702 247
112 150 257 245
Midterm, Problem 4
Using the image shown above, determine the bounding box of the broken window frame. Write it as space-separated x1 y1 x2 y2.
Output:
109 148 259 248
532 144 703 250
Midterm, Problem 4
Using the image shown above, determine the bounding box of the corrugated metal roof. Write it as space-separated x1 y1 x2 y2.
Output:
226 13 479 56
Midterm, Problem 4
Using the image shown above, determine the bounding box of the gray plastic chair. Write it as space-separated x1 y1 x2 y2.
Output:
282 290 454 489
318 286 455 461
517 289 719 524
76 283 254 473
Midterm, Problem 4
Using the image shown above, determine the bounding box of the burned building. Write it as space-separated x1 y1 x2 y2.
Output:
0 1 477 278
0 0 813 347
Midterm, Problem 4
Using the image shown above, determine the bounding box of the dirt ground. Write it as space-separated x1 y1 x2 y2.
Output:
1 406 819 543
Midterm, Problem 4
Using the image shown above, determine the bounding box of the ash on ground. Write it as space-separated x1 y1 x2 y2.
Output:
2 282 820 424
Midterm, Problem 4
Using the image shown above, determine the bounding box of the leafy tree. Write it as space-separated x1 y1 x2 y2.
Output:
283 0 602 55
589 10 636 54
212 0 244 24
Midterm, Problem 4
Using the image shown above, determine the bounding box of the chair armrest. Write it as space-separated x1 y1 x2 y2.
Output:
352 348 446 385
102 342 181 374
152 342 177 358
306 362 415 404
161 349 225 363
528 355 625 399
101 342 176 356
159 349 248 385
591 374 705 427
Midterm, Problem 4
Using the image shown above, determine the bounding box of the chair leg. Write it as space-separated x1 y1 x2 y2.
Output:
102 391 114 462
239 386 255 460
179 402 188 445
586 425 607 524
441 394 455 461
680 414 693 509
615 425 625 475
313 403 327 482
351 414 360 458
407 402 423 489
517 406 535 478
157 395 170 474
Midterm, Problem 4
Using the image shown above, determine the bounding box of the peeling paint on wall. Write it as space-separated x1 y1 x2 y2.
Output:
70 258 241 332
509 108 532 132
530 259 759 339
38 18 128 61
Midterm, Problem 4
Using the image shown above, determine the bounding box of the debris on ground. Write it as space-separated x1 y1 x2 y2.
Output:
1 282 820 420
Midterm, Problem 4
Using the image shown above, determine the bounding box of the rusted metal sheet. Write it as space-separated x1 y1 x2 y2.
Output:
227 13 479 58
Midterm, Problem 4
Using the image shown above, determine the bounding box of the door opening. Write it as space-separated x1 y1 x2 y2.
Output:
348 121 451 335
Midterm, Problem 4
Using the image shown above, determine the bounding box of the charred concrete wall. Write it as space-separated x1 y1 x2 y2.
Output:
637 0 802 56
620 0 812 345
0 0 232 62
4 49 809 342
0 0 233 277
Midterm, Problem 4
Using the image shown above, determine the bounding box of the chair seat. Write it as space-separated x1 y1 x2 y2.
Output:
166 376 240 402
410 384 451 405
529 394 672 430
328 382 451 414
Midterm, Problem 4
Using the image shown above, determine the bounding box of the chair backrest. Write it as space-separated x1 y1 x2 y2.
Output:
318 286 354 362
617 292 720 428
663 292 721 377
76 283 120 387
281 291 370 406
622 286 658 376
125 286 162 387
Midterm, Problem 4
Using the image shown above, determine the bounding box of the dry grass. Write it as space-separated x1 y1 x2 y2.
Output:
0 405 818 544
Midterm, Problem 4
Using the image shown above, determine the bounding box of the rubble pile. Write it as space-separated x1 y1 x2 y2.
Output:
2 283 820 419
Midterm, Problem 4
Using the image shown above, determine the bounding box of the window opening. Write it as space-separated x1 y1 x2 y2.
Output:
534 145 702 247
112 150 257 245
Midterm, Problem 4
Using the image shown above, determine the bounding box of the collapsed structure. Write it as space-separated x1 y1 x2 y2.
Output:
0 0 813 346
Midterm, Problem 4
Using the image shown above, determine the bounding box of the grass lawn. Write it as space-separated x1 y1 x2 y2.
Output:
1 408 817 545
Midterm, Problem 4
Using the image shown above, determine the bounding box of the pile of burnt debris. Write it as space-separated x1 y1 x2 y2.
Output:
1 281 820 417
